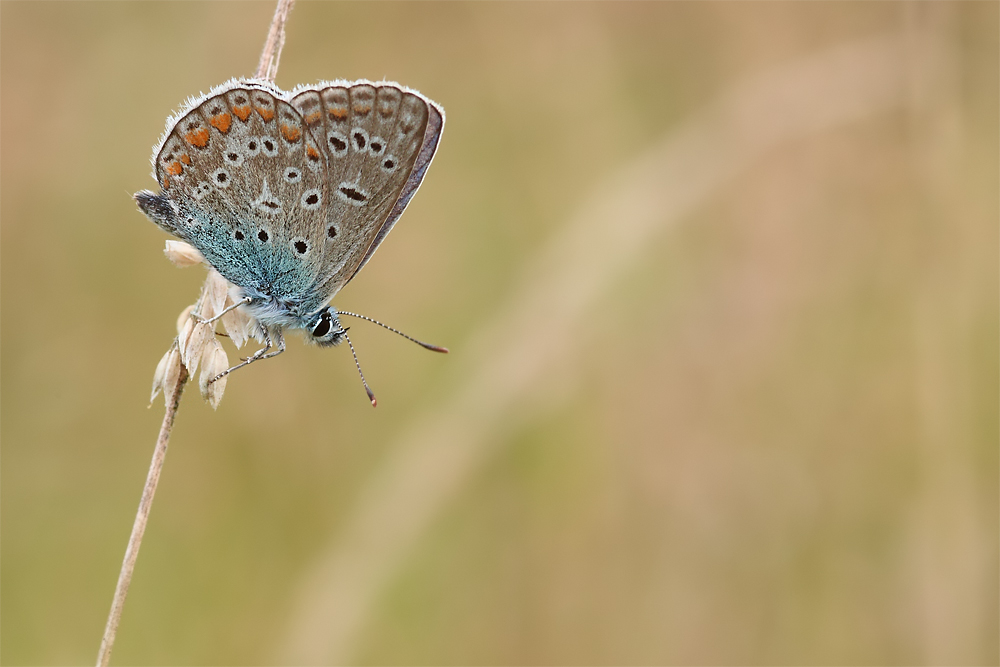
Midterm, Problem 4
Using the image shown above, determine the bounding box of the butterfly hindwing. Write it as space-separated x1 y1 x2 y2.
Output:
290 82 444 300
349 91 444 283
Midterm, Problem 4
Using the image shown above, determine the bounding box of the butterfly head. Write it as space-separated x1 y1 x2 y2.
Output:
308 306 345 347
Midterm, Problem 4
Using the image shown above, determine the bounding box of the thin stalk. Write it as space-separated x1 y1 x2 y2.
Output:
96 1 295 663
256 0 295 82
96 366 188 667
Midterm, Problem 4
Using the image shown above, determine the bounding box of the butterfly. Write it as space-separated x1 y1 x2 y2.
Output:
135 79 446 402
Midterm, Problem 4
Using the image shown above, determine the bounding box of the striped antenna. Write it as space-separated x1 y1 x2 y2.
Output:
336 311 449 353
340 328 376 407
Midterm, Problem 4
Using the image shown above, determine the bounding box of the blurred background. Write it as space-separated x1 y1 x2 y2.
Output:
2 2 996 664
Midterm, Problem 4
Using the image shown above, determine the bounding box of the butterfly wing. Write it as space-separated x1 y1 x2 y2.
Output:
289 82 444 301
149 81 334 316
140 79 444 322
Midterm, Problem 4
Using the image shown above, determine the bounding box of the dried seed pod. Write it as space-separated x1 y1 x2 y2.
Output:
199 339 230 409
176 305 195 335
201 270 229 320
220 295 255 349
163 240 204 267
161 344 182 406
180 321 213 375
158 260 264 406
150 344 172 404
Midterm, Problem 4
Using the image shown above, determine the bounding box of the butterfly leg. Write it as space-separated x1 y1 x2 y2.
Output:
208 326 285 384
194 296 252 325
256 328 287 361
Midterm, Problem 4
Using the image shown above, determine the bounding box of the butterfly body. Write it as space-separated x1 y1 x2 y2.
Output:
136 78 444 347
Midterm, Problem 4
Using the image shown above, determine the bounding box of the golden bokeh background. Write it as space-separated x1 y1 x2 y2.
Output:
2 2 996 664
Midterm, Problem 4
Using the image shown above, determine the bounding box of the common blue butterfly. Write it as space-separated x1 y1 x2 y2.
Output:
136 79 445 401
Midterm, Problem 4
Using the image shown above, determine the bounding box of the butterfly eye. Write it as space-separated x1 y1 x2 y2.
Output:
312 310 333 338
312 317 331 338
308 308 345 346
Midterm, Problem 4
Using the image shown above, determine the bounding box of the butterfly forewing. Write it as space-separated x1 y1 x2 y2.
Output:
154 84 333 314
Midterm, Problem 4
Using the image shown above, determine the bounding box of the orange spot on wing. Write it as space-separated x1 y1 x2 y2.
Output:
280 124 301 142
184 127 210 148
304 111 322 125
179 153 191 165
233 105 251 121
255 106 275 122
209 112 232 133
328 107 348 120
306 146 320 160
166 161 183 176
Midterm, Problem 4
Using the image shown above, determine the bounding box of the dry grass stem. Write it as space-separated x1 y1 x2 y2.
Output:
256 0 295 83
96 364 188 667
96 1 294 663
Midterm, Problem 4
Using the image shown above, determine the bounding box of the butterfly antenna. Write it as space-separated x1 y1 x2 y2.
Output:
337 311 449 353
341 328 377 407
